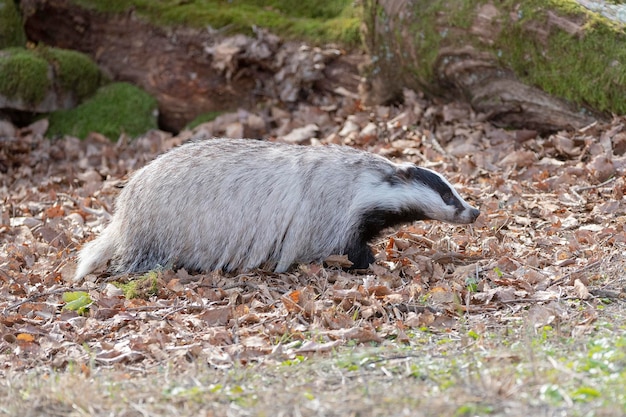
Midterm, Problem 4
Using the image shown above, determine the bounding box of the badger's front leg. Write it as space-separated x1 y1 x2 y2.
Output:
344 241 375 269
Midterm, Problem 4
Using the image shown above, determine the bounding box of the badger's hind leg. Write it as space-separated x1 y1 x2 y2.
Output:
344 241 375 270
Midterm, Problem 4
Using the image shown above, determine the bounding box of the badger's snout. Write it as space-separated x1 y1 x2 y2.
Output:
466 207 481 223
445 206 480 224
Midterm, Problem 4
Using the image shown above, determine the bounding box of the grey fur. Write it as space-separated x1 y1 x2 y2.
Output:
75 138 479 279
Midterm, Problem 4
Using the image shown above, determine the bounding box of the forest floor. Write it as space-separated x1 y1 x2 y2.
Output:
1 67 626 415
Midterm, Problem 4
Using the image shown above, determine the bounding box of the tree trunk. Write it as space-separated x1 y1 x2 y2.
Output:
362 0 620 132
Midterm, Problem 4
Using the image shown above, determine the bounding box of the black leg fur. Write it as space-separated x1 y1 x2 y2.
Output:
346 242 375 269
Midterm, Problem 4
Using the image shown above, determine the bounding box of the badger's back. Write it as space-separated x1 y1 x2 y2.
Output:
91 139 394 274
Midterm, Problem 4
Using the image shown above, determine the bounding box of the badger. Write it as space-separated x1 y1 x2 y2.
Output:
74 138 479 279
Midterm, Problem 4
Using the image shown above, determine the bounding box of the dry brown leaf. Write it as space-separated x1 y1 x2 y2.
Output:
293 340 343 354
404 311 435 327
497 150 536 168
43 205 65 219
587 154 615 182
553 135 581 156
330 327 383 343
198 307 232 326
367 285 392 298
282 292 302 313
323 254 353 268
429 286 455 304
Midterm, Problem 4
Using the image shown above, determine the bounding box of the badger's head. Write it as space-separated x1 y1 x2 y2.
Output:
387 164 480 225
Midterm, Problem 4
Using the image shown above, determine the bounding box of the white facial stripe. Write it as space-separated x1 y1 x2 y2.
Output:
358 165 477 224
353 174 451 221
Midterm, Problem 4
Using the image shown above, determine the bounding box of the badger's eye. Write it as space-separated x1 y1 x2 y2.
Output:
442 191 455 205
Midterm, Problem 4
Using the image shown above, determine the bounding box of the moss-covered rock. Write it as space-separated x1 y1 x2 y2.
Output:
0 46 104 111
48 82 158 140
36 47 104 101
0 0 26 48
0 48 50 105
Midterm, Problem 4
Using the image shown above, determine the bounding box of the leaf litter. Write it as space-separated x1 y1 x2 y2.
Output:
1 85 626 377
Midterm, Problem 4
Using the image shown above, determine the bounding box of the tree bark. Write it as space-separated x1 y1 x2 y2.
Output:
362 0 609 133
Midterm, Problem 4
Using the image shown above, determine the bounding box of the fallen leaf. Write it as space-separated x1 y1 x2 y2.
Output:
573 279 590 300
16 333 35 342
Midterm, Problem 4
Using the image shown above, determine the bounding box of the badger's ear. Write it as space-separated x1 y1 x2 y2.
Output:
394 164 419 182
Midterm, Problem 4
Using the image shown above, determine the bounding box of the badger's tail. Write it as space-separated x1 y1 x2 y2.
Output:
74 224 118 280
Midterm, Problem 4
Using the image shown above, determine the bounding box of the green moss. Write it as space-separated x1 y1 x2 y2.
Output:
115 280 140 299
186 111 223 129
69 0 361 47
36 46 104 100
497 0 626 114
114 271 160 299
0 46 103 106
407 1 447 88
0 0 27 48
243 0 350 19
48 82 158 140
0 49 50 104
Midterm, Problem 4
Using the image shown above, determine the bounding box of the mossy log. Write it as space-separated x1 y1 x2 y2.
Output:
362 0 626 132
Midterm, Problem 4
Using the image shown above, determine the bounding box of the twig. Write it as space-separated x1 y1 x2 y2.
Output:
548 260 602 289
124 304 211 313
362 353 435 365
573 177 616 193
569 187 586 205
427 132 452 159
